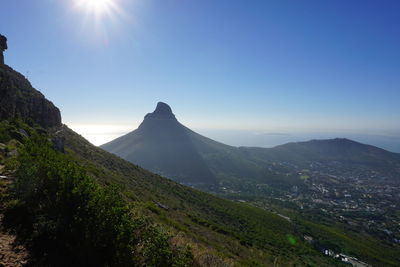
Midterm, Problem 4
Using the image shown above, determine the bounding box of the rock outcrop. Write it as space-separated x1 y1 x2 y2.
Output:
0 34 7 65
144 102 175 119
0 34 61 128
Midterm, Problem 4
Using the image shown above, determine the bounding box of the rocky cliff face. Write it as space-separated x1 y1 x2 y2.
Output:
0 64 61 128
0 34 60 128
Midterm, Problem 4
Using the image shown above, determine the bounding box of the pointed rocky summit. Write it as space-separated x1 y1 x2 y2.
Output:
143 102 176 121
147 102 174 117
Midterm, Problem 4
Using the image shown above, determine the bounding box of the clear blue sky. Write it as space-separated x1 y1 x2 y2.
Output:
1 0 400 147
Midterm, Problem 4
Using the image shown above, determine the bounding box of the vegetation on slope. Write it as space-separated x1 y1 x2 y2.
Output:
56 125 343 266
231 196 400 267
1 122 192 266
296 218 400 267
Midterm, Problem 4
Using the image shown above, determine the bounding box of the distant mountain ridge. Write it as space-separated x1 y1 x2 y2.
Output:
243 138 400 176
102 102 400 187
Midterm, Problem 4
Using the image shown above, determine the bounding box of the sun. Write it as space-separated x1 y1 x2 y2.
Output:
71 0 127 44
74 0 114 15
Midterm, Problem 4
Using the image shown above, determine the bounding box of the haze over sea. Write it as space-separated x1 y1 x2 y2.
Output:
69 123 400 153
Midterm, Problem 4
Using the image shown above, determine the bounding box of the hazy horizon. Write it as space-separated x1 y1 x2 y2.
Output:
68 120 400 153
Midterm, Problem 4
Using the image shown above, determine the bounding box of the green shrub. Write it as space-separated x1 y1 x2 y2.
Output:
5 138 192 266
0 121 12 143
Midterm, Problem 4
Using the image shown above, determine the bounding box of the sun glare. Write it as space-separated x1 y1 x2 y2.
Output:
75 0 114 15
71 0 128 45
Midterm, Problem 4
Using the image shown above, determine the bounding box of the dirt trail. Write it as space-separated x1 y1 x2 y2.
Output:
0 174 28 267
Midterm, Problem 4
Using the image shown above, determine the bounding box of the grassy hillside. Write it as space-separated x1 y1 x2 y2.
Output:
58 125 400 266
296 218 400 267
53 124 343 266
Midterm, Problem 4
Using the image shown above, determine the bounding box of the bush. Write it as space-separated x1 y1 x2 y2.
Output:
5 138 192 266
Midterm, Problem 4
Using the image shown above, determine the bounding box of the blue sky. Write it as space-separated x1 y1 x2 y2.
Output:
1 0 400 148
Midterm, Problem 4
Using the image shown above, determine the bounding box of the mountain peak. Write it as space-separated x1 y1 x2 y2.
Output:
154 102 173 115
144 102 175 119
